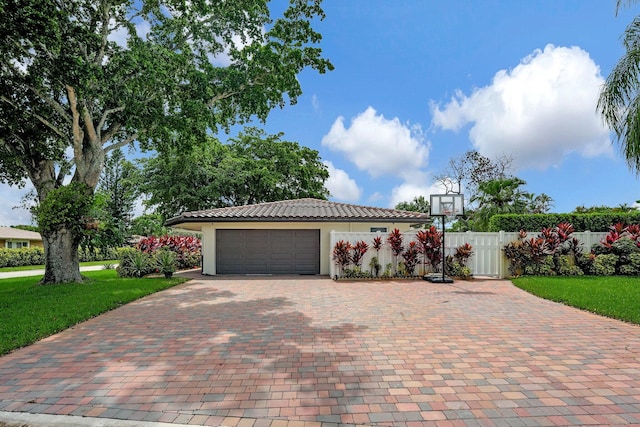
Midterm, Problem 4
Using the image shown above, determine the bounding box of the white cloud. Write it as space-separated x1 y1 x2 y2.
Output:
322 106 430 180
367 192 384 203
389 178 447 209
0 184 35 226
432 44 612 170
323 161 362 202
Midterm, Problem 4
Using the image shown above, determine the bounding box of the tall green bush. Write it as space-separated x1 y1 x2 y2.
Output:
489 212 640 232
0 248 45 268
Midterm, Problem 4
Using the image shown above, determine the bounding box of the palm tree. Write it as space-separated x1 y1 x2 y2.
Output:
598 1 640 173
471 178 531 231
528 193 555 214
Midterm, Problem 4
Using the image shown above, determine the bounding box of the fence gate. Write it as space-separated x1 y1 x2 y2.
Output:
451 232 502 277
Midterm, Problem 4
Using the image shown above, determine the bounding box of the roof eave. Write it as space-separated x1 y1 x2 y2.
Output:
165 216 430 227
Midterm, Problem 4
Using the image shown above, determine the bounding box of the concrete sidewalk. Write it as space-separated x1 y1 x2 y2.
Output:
1 274 640 426
0 265 114 279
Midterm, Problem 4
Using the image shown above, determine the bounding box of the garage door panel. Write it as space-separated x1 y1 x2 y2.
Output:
216 229 319 274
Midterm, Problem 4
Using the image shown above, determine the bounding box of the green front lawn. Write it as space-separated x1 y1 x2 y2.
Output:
0 270 187 355
0 260 119 273
512 276 640 325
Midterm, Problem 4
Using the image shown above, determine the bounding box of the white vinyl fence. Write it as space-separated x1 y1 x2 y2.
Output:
329 230 608 279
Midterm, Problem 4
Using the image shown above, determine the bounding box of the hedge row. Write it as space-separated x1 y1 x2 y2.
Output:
488 212 640 232
0 247 120 268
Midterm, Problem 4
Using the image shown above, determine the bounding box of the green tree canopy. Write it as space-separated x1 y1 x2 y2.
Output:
0 0 332 283
138 128 330 219
130 213 168 237
395 195 430 213
471 178 532 231
97 149 137 226
82 148 139 252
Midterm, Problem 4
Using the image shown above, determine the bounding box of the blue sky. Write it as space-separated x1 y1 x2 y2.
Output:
1 1 639 225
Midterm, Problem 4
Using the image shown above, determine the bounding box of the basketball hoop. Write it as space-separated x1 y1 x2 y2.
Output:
441 201 456 223
426 194 465 284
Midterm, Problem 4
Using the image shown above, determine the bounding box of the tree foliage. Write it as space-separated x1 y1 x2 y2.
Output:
573 204 638 214
82 149 139 252
97 149 137 226
395 195 430 213
471 178 532 231
434 150 514 199
138 128 330 219
0 0 332 283
32 182 94 238
130 213 168 237
598 0 640 173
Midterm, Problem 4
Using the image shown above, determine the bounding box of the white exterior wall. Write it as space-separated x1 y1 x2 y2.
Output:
200 222 418 275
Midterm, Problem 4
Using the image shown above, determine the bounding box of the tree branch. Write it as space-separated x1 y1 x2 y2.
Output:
0 95 67 140
32 113 67 140
66 85 84 165
104 133 139 153
26 85 72 124
81 102 99 143
94 0 113 65
207 91 239 108
97 106 125 136
101 123 122 144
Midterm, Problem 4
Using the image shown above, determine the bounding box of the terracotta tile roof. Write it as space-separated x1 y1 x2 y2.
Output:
0 226 42 241
166 198 430 226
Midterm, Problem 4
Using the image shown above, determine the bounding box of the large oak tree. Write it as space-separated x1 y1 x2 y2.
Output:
0 0 332 283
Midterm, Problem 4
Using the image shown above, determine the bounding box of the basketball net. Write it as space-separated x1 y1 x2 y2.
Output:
441 202 455 222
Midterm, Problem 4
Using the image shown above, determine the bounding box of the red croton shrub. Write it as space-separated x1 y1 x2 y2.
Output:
137 235 202 270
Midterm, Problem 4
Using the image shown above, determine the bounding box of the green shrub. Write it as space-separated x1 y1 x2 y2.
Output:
78 247 119 262
342 267 372 279
489 212 640 232
555 255 584 276
446 259 472 279
117 248 154 278
503 238 531 276
524 255 556 276
0 248 45 268
155 249 177 277
612 237 640 257
591 254 618 276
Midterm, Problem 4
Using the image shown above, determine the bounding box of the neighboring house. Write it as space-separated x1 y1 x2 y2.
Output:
165 198 430 275
0 227 43 249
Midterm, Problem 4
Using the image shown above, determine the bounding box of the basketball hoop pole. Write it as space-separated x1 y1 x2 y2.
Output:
427 194 464 284
441 215 447 283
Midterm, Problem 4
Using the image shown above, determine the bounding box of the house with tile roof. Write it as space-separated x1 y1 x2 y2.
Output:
0 227 43 249
166 198 430 275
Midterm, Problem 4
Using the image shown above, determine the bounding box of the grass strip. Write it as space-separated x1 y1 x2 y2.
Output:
512 275 640 325
0 270 187 355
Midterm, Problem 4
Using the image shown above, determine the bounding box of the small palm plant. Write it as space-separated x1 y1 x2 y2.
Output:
156 249 177 279
123 250 152 278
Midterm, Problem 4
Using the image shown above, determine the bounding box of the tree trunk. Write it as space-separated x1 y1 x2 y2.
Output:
41 227 83 284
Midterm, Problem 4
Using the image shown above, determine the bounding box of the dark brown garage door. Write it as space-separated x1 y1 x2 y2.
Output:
216 229 320 274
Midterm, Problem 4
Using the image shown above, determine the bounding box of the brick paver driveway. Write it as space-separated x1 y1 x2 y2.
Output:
2 274 640 427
